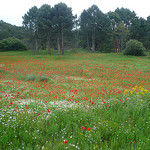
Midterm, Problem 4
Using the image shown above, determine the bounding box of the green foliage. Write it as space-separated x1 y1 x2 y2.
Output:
0 37 27 51
115 8 136 27
0 20 25 40
53 3 74 54
26 74 36 81
80 5 110 52
1 4 150 54
0 69 5 73
26 74 48 82
39 75 48 82
124 39 146 56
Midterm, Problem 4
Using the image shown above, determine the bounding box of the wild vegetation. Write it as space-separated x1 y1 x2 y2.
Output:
0 50 150 149
124 39 146 56
0 37 27 51
0 2 150 150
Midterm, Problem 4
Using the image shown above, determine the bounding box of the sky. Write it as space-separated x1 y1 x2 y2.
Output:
0 0 150 26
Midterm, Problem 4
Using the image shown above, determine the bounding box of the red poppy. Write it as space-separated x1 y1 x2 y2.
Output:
82 125 85 130
10 102 13 105
38 113 40 116
102 100 106 103
87 127 91 131
64 140 68 144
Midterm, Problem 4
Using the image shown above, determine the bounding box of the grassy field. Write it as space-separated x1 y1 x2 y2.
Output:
0 50 150 150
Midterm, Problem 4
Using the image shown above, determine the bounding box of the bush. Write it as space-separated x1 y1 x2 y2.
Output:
124 39 146 56
0 69 5 73
26 74 36 81
0 37 27 51
39 75 48 82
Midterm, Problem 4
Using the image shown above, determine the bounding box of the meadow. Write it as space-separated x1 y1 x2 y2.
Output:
0 50 150 150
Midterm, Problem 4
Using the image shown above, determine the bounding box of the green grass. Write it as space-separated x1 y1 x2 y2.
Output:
0 49 150 150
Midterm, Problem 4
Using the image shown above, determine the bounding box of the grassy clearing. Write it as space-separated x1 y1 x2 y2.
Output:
0 50 150 150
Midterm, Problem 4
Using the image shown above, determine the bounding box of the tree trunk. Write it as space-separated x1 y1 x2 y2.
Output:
35 31 38 54
92 29 95 53
47 33 51 55
116 36 119 53
61 29 64 55
119 38 122 52
42 43 46 50
57 36 60 55
113 35 116 53
87 33 90 51
35 38 38 54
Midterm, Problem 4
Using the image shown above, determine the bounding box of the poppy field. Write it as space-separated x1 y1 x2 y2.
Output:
0 50 150 150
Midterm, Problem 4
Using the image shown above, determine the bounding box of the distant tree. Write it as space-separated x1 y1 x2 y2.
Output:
108 12 121 52
87 5 105 52
0 20 25 40
52 3 73 55
38 4 53 55
115 8 137 27
130 17 148 49
107 8 137 53
80 10 91 51
71 15 80 49
22 6 39 54
145 16 150 50
80 5 110 52
114 23 130 52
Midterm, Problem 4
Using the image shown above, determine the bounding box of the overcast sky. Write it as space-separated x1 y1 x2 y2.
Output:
0 0 150 26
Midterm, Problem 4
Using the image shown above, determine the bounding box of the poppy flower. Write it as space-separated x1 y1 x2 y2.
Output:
102 100 106 103
10 102 13 105
87 127 91 131
82 125 85 130
64 140 68 144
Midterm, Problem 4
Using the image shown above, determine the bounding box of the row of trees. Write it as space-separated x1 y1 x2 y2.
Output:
0 20 25 40
0 3 150 54
80 6 150 53
22 3 75 55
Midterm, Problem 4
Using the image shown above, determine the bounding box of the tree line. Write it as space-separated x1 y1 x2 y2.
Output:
0 3 150 54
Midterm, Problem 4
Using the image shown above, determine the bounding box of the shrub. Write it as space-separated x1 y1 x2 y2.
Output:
0 37 27 51
124 39 146 56
26 74 36 81
39 75 48 82
0 69 5 73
